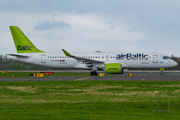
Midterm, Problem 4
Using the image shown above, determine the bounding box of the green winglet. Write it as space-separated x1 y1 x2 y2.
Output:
62 49 72 56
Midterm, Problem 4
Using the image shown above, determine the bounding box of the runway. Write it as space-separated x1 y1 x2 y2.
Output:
0 75 180 81
1 70 180 74
1 70 180 81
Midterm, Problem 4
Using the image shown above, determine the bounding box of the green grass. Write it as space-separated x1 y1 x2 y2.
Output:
0 81 180 119
0 72 92 77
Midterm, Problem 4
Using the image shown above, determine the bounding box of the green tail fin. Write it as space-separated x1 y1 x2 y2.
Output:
9 26 44 53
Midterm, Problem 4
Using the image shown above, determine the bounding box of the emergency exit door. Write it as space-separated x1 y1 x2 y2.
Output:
153 55 158 63
106 55 109 61
41 54 46 63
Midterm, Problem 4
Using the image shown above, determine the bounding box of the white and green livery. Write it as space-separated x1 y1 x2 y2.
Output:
6 26 177 75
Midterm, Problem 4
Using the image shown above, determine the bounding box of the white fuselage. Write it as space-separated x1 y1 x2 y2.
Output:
6 52 177 70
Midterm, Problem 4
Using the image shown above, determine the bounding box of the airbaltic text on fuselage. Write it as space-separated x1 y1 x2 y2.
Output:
17 45 32 51
116 53 148 60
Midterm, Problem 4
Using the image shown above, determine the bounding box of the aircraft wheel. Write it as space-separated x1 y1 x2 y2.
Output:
160 73 164 76
90 71 97 76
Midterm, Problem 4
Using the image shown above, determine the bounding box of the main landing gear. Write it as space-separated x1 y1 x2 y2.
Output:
90 67 98 76
90 71 98 76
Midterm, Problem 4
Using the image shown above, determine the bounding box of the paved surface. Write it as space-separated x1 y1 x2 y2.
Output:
1 70 180 81
0 75 180 81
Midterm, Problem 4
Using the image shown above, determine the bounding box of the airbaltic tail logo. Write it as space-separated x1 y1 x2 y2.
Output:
17 45 33 51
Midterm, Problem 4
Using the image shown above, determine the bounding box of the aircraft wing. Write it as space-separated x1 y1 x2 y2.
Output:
62 49 104 63
6 54 29 58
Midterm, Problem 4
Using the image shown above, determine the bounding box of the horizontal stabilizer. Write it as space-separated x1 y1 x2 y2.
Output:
6 54 29 58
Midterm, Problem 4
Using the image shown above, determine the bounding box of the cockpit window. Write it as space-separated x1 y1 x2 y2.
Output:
163 56 171 59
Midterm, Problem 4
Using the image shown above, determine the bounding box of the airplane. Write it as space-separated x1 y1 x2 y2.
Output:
5 26 177 75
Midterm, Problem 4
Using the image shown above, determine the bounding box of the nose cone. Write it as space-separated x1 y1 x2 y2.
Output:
172 60 178 67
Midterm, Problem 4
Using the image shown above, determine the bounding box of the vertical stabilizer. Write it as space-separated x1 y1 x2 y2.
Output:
9 26 44 53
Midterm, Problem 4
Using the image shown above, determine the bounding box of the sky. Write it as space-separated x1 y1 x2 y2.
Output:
0 0 180 56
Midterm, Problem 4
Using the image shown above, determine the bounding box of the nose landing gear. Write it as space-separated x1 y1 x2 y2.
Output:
160 68 165 76
160 72 164 76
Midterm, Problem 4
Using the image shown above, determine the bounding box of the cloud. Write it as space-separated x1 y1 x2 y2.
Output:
129 28 135 32
34 20 70 30
1 0 180 57
110 26 114 29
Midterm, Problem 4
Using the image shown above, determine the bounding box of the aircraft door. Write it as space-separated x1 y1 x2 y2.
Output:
106 55 109 61
41 54 46 63
153 55 158 63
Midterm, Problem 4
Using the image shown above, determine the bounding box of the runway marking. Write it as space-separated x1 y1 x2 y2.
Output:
74 77 90 81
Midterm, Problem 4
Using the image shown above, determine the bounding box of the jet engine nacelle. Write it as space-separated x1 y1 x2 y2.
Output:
105 63 123 74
